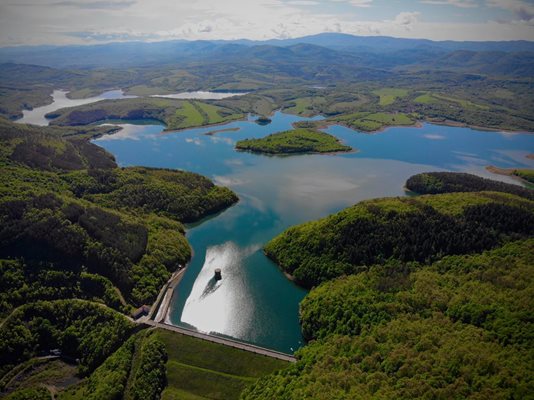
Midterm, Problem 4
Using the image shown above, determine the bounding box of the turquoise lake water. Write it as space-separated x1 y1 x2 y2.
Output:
94 112 534 354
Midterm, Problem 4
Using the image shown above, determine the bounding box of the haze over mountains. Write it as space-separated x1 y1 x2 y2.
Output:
1 32 533 77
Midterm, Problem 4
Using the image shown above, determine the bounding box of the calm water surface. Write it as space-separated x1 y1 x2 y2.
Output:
16 89 244 126
150 91 247 100
16 89 135 126
94 113 534 353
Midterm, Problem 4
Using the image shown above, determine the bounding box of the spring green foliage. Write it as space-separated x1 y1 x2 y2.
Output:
0 299 133 377
329 112 414 132
2 49 534 131
300 240 534 342
4 387 51 400
406 172 534 200
266 191 533 288
243 313 533 400
0 259 127 316
82 335 137 400
0 115 242 398
236 128 351 154
124 334 168 400
0 118 237 306
47 98 243 130
249 172 534 399
64 167 238 223
154 329 287 400
284 97 327 116
513 169 534 184
415 92 489 110
244 240 534 399
0 118 118 171
58 331 167 400
373 88 409 106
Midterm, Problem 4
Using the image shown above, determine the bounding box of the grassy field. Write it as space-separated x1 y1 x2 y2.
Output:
284 97 313 115
169 101 204 128
66 88 103 99
46 97 244 130
373 88 409 106
330 112 414 132
284 96 327 116
414 92 489 110
154 329 288 400
414 92 436 104
236 128 352 154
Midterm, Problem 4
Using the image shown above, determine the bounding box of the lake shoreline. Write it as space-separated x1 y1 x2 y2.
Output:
486 165 532 186
90 109 533 353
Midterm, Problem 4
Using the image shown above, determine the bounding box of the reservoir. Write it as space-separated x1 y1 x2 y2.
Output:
150 91 247 100
15 89 245 126
93 113 534 354
16 89 135 126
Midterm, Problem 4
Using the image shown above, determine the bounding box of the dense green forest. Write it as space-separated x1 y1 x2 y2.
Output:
245 172 534 399
0 116 294 400
265 191 533 288
0 299 134 377
244 240 534 399
235 128 352 154
406 171 534 200
1 32 533 397
0 118 238 310
58 330 167 400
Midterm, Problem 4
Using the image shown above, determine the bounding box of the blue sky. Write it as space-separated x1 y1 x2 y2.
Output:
0 0 533 46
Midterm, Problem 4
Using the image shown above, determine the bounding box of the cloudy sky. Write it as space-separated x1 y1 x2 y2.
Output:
0 0 533 46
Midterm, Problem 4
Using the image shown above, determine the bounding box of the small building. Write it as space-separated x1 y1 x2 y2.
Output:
214 268 222 280
132 304 151 320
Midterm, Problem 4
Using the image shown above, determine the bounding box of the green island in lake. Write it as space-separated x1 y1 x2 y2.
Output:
235 128 352 154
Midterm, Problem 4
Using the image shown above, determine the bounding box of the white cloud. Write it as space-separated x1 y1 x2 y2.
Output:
0 0 534 45
348 0 373 7
392 11 420 28
487 0 534 23
420 0 478 8
423 134 446 140
286 0 319 5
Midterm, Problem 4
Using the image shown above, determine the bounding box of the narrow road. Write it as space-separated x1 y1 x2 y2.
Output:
153 268 186 322
144 320 296 363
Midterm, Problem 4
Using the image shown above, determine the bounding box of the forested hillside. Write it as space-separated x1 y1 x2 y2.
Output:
246 174 534 399
0 117 247 398
47 97 244 130
0 118 238 310
265 191 533 288
235 128 352 154
406 172 534 199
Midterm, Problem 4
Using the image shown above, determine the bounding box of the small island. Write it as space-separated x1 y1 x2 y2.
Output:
235 128 352 155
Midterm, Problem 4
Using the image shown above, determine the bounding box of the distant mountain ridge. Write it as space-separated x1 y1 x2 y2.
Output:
0 33 533 78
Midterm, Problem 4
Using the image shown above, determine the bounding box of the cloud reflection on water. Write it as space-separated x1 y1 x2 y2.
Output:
180 241 260 338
